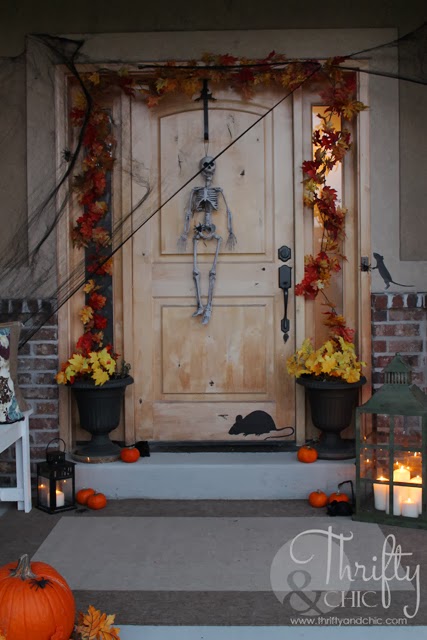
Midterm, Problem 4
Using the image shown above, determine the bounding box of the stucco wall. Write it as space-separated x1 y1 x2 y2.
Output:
0 1 426 298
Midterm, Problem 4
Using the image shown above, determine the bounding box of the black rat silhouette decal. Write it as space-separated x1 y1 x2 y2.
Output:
228 411 295 440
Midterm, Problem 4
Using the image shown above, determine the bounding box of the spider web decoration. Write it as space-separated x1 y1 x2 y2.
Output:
0 25 425 349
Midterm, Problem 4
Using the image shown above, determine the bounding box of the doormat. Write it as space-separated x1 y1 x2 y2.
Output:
0 500 425 626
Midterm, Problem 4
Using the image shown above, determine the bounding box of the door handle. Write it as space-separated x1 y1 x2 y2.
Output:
278 246 292 343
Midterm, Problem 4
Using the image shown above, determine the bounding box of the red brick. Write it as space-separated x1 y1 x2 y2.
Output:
29 418 59 430
32 327 58 341
17 372 32 385
17 358 58 371
30 430 60 445
372 295 388 310
372 339 387 352
373 355 393 368
32 343 57 356
374 324 420 337
387 339 423 353
34 373 57 385
22 386 59 400
372 310 387 322
388 309 425 321
391 295 403 309
33 401 58 415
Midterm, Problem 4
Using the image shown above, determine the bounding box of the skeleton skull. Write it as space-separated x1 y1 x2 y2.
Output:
200 156 216 179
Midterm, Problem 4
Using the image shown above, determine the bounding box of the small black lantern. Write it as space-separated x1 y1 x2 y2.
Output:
37 438 76 513
354 354 427 528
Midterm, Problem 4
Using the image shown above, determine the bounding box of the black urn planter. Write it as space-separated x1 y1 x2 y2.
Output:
297 376 366 460
72 376 134 462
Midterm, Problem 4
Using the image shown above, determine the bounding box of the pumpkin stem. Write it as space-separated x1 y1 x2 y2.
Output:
10 554 37 580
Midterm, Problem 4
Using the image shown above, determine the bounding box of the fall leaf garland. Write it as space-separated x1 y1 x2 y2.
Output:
66 53 366 372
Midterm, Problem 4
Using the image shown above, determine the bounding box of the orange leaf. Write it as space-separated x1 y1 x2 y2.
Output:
77 606 120 640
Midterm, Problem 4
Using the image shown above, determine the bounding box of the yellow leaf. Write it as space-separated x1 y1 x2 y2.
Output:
79 306 94 325
92 368 109 386
83 279 97 294
68 353 89 373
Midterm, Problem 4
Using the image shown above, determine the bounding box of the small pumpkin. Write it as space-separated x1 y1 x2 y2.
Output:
120 446 140 463
0 554 75 640
308 489 328 508
76 487 96 505
297 445 318 463
328 490 350 504
87 492 107 510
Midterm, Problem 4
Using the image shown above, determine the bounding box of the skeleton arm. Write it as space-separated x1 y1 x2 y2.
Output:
219 189 237 250
178 188 197 251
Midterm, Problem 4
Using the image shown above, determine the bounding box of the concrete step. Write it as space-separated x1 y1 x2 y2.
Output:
75 452 355 500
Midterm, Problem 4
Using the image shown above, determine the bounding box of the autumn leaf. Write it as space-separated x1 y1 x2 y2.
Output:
147 95 160 108
77 605 120 639
79 306 94 325
83 279 99 294
0 629 6 640
88 72 101 86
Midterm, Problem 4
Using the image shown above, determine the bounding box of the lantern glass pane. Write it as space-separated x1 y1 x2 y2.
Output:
359 447 376 479
371 447 391 480
58 478 74 506
393 415 422 449
37 476 50 508
360 414 390 445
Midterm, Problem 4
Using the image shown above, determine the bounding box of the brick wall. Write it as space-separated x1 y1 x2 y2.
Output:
0 299 59 486
371 292 427 391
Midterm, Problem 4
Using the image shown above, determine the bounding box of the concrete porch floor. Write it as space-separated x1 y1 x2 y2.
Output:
74 451 356 500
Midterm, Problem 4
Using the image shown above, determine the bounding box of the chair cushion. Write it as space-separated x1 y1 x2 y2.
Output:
0 323 26 423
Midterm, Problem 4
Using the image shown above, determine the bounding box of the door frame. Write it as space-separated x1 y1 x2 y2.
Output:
48 32 377 449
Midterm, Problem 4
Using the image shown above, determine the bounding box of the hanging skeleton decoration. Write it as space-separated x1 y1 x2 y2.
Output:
178 156 237 324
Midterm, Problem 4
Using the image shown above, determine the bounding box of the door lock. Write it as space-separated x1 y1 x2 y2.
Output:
278 246 292 343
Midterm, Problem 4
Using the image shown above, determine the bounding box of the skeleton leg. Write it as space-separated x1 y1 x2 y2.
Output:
192 235 204 317
202 234 222 325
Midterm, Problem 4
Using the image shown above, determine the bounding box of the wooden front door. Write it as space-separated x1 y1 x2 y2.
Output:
128 88 296 442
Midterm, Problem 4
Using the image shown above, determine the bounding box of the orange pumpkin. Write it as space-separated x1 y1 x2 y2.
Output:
76 487 96 505
308 489 328 508
297 445 318 463
0 554 75 640
328 490 350 504
120 446 140 463
87 492 107 510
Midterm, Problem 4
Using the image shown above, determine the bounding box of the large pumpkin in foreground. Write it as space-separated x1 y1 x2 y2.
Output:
0 554 75 640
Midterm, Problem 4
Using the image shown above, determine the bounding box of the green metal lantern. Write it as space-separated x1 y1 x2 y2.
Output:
354 354 427 528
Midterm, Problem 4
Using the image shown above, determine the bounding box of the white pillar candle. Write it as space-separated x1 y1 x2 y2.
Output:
394 466 411 483
401 498 419 518
387 466 411 515
409 476 422 514
373 477 389 511
386 486 405 515
55 490 65 508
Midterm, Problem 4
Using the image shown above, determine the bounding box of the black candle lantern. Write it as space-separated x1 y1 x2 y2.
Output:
36 438 76 513
354 354 427 528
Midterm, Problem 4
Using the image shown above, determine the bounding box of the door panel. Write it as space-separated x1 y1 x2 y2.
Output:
131 89 296 441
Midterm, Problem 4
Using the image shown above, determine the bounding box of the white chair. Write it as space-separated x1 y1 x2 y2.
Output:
0 410 32 512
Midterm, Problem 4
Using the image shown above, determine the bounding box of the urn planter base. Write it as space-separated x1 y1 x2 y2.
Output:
297 376 366 460
71 376 134 463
